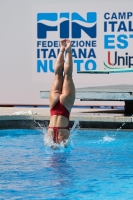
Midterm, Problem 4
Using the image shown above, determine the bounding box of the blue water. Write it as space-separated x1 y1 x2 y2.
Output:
0 129 133 200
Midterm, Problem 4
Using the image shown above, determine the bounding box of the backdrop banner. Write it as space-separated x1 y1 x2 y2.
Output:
0 1 133 105
32 2 133 90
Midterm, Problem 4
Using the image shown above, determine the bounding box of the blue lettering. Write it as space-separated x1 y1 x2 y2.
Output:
60 13 69 38
118 12 126 19
54 41 58 47
104 13 110 20
111 13 117 20
48 41 53 47
109 21 117 32
88 49 96 58
48 49 56 58
85 60 97 70
85 41 91 47
42 41 47 47
118 21 127 32
104 12 133 21
72 49 77 58
41 49 48 58
129 21 133 31
71 41 76 47
37 49 40 58
129 35 133 38
117 35 128 49
37 41 41 47
72 12 97 38
127 12 133 19
104 21 107 32
49 60 54 72
79 49 86 58
74 60 84 71
37 60 47 72
104 35 115 49
79 41 84 47
92 41 96 47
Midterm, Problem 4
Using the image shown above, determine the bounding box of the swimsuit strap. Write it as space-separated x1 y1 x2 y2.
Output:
49 126 70 143
53 127 59 143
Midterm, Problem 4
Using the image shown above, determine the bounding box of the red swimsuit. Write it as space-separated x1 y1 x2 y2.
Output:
49 101 70 143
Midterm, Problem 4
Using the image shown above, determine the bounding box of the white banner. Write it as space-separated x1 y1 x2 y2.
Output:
32 2 133 89
0 1 133 105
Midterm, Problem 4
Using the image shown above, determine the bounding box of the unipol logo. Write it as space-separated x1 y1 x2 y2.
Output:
37 12 97 39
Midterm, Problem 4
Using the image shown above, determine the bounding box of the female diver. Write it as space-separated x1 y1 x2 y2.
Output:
45 39 75 146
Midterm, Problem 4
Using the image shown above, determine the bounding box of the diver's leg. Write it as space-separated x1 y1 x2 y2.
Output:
60 40 75 109
49 40 66 108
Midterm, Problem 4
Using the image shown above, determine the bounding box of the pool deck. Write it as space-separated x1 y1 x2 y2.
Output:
0 107 133 129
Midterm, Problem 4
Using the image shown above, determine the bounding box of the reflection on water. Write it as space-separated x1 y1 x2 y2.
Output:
44 151 75 193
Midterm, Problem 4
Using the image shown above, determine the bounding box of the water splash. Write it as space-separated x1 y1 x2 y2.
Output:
31 111 48 134
103 135 115 142
44 134 59 150
44 136 69 150
44 119 80 150
103 114 133 142
31 111 62 149
102 130 115 142
116 114 133 132
30 112 58 149
70 119 80 135
116 123 126 132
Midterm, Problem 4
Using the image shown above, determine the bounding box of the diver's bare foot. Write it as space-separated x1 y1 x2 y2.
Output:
60 39 66 52
65 39 72 53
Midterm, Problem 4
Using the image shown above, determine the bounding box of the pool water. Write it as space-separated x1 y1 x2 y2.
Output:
0 129 133 200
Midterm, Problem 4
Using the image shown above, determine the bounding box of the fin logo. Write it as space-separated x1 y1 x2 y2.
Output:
37 12 97 39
